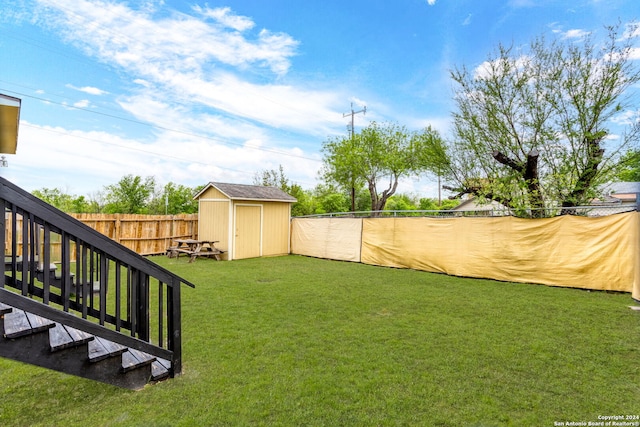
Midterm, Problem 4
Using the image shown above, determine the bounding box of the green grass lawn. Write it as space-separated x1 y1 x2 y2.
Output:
1 255 639 426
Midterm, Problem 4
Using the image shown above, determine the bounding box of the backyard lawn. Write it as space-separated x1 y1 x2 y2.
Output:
0 254 638 426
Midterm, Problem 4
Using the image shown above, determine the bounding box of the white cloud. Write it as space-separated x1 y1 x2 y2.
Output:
462 14 472 26
66 84 108 96
562 29 590 39
426 0 436 5
73 99 90 108
10 121 321 194
36 0 299 76
31 0 340 137
622 22 640 40
192 5 255 32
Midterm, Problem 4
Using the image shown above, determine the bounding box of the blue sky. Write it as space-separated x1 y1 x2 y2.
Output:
1 0 639 198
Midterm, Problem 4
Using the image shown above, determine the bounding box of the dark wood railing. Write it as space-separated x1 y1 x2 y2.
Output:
0 177 195 376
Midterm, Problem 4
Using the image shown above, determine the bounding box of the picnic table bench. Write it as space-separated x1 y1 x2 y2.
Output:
166 239 224 262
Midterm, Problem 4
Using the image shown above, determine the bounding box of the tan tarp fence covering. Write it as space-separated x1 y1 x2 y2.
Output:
291 218 362 262
291 212 640 299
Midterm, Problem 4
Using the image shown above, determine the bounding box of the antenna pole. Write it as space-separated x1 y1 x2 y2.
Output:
342 102 367 212
343 102 366 139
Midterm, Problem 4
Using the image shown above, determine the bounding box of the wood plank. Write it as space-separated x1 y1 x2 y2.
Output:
97 336 127 356
88 336 126 362
0 302 12 315
121 348 155 372
51 324 94 351
49 323 73 351
63 325 94 344
25 312 56 333
4 309 34 338
151 360 170 381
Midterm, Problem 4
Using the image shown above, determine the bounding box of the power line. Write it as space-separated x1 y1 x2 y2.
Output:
19 122 320 188
343 102 366 139
0 88 322 163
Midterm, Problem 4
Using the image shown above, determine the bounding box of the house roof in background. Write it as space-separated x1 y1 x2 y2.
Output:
194 182 297 203
602 182 640 194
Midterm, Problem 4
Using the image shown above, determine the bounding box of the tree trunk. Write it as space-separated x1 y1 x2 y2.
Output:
560 132 605 215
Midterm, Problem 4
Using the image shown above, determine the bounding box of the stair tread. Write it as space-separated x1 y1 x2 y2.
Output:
121 348 156 372
88 336 127 362
151 358 171 381
0 302 12 315
50 323 94 352
25 312 56 332
4 309 55 338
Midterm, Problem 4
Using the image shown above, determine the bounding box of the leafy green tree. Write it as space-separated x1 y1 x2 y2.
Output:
103 175 156 214
446 24 640 217
419 197 460 211
319 135 367 212
616 149 640 182
322 122 447 215
32 188 92 213
147 182 199 214
384 194 418 211
309 184 350 214
253 165 312 216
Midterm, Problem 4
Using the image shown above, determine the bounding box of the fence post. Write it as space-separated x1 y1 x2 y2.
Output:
114 214 121 245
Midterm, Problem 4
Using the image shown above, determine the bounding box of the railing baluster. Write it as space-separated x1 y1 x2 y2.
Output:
115 260 122 331
130 269 137 337
158 281 164 348
61 232 70 312
0 200 6 288
169 277 182 375
0 177 195 380
99 254 108 325
81 244 88 319
89 247 95 309
42 222 51 304
23 214 33 296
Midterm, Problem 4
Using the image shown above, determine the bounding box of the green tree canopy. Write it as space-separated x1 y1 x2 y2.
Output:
31 188 95 213
616 149 640 182
322 122 448 214
103 175 156 214
446 23 640 217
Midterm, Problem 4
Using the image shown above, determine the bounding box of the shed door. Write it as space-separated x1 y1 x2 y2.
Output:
234 205 261 259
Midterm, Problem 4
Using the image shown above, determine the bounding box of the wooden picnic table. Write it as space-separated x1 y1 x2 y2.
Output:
166 239 223 262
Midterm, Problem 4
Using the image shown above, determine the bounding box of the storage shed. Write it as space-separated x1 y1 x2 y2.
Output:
194 182 297 260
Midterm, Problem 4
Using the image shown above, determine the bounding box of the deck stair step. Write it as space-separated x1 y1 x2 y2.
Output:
122 348 156 373
49 323 94 352
0 301 172 389
88 336 127 363
151 358 171 381
3 309 55 338
0 302 12 315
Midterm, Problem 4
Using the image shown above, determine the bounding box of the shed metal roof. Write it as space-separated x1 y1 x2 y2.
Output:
194 182 297 203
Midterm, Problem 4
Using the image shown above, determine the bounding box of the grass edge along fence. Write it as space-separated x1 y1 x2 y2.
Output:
5 213 198 258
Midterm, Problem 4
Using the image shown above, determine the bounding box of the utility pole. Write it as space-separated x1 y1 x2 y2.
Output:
343 102 366 139
343 102 366 212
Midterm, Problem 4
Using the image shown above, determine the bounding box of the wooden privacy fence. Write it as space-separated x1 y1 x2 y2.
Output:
5 213 198 258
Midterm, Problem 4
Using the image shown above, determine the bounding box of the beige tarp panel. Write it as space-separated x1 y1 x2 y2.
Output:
361 212 640 294
291 218 362 262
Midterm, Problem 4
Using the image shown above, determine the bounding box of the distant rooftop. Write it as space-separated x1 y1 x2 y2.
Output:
602 182 640 195
195 182 297 202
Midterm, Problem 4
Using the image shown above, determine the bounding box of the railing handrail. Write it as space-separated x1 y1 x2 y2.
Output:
0 176 193 376
0 177 194 288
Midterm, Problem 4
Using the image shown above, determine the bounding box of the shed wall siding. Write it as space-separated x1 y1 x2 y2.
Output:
200 187 227 199
198 200 230 256
261 201 291 256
